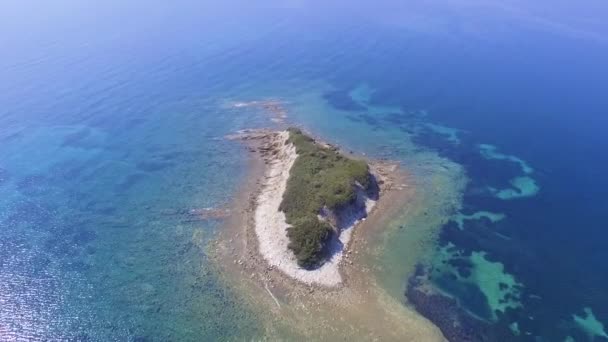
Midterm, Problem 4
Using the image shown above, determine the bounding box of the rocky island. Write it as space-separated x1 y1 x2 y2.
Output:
280 128 378 269
229 127 390 287
216 126 447 341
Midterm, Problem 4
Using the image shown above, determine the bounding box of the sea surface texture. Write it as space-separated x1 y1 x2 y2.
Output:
1 1 607 341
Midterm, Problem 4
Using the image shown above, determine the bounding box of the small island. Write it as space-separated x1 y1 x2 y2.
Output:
228 127 392 287
217 126 445 341
280 128 378 268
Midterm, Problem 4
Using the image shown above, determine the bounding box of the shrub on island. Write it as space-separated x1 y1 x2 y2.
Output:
280 128 372 268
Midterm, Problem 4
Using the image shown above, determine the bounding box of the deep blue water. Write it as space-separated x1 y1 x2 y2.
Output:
1 1 607 341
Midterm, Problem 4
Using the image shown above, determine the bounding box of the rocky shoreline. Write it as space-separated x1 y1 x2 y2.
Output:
210 128 446 341
224 128 405 289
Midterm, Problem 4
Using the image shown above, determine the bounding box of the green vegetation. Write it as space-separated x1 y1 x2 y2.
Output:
279 128 372 268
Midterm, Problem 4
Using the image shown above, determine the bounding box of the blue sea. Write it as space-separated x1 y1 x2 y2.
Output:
1 1 607 341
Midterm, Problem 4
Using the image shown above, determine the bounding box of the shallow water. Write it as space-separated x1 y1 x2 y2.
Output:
1 1 608 341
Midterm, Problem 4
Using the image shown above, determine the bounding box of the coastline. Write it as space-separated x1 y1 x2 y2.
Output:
252 130 380 287
210 128 446 341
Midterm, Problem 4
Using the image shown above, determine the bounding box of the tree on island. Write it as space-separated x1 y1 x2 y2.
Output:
280 128 372 268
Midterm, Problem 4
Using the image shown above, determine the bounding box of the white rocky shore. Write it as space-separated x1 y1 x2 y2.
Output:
253 131 376 287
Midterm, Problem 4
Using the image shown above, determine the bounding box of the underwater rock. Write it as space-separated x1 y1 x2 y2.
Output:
72 229 97 245
125 118 146 129
0 167 9 185
160 207 230 222
136 160 174 172
61 128 91 148
229 99 288 123
5 201 53 227
322 89 367 111
188 207 230 219
115 173 147 192
17 174 48 195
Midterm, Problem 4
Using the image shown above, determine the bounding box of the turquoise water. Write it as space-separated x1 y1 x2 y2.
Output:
1 1 608 340
0 78 263 339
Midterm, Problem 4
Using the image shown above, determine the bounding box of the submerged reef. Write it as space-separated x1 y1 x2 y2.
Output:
407 266 517 342
0 167 9 185
573 307 608 340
